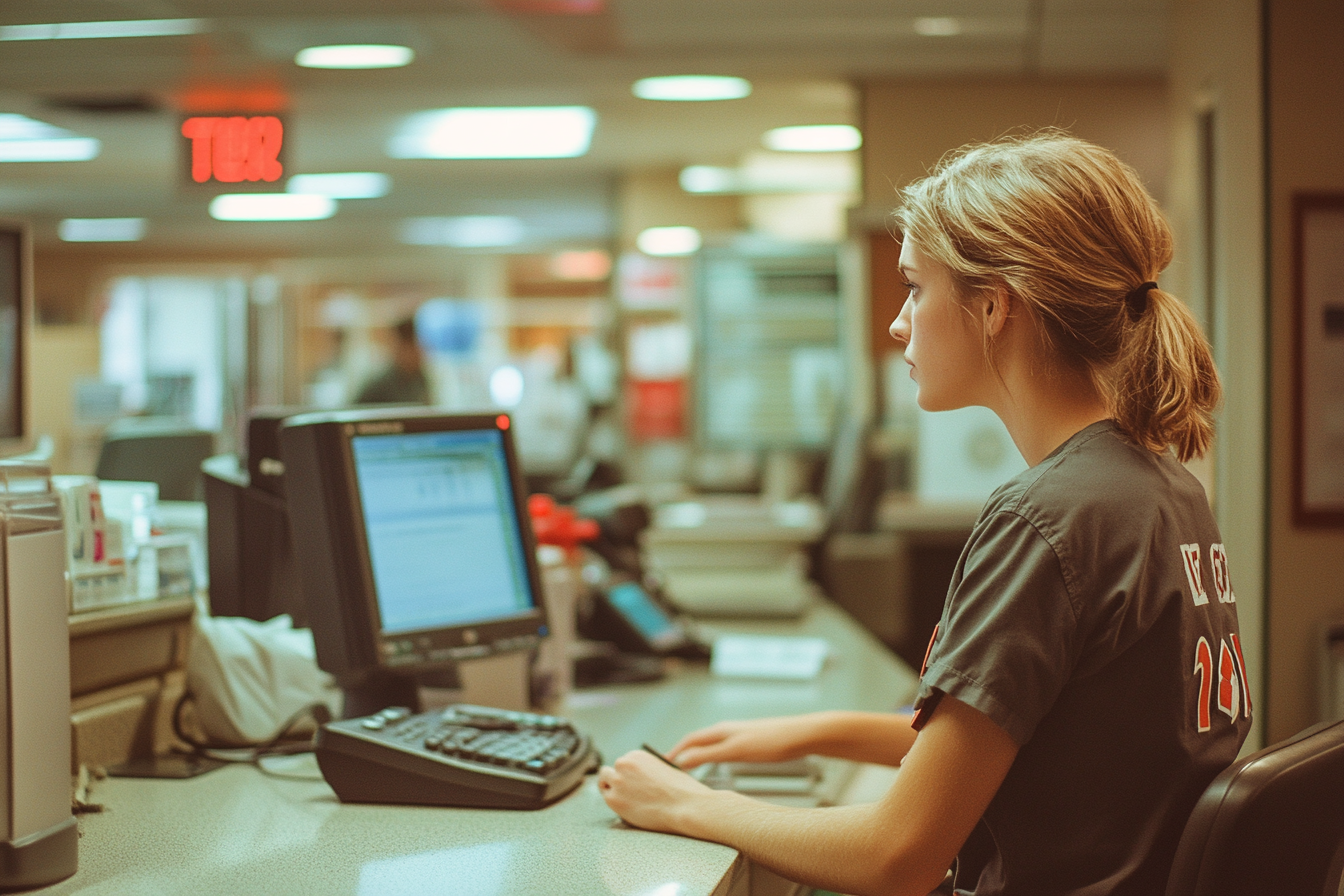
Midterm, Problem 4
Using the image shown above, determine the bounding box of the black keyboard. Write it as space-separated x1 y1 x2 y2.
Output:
315 704 601 810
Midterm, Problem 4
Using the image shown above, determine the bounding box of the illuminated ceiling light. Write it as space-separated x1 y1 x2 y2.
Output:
387 107 596 159
632 75 752 102
209 193 336 221
913 17 962 36
59 218 146 242
400 216 525 248
0 114 100 161
680 166 738 193
637 226 701 257
0 138 100 161
287 172 391 199
0 18 205 41
0 112 100 161
550 250 611 280
762 124 862 153
680 154 857 195
489 365 525 409
295 44 414 69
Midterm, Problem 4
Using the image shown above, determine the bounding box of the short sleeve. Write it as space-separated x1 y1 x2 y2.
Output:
915 510 1081 746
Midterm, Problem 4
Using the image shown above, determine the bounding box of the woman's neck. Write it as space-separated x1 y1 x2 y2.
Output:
986 339 1110 467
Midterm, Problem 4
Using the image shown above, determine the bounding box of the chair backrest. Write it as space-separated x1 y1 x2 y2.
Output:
1165 717 1344 896
95 420 216 502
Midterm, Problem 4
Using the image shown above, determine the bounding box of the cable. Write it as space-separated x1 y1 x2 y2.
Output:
171 690 332 780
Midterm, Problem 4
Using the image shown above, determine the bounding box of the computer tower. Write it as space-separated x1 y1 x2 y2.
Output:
0 463 77 888
202 407 308 624
203 455 305 625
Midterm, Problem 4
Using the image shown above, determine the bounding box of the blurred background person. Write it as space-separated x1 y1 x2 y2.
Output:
355 317 430 406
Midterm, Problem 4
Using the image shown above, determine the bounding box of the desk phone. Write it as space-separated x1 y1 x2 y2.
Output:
315 704 601 810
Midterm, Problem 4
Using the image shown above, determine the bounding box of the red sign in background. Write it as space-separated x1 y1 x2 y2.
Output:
625 378 686 442
180 115 286 186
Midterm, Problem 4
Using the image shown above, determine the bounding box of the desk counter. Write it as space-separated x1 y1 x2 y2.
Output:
47 601 917 896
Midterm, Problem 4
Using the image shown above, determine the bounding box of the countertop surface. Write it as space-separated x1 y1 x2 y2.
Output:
48 600 917 896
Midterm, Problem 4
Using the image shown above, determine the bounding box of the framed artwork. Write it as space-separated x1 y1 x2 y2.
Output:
1293 193 1344 527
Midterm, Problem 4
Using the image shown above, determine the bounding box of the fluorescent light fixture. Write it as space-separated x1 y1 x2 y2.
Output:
763 124 862 153
0 138 100 161
388 107 596 159
286 172 391 199
59 218 146 242
632 75 752 102
295 44 414 69
913 17 962 36
0 113 101 161
680 166 738 193
400 216 525 248
0 18 205 41
637 226 701 257
209 193 337 221
681 154 857 194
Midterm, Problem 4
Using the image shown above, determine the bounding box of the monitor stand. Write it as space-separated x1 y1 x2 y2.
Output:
340 665 462 719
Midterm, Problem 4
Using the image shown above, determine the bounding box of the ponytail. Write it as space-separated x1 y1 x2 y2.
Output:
1110 288 1220 462
895 132 1223 460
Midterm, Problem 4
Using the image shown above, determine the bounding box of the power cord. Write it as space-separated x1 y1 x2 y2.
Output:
171 691 333 780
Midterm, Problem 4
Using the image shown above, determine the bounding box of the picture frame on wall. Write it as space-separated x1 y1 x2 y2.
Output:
1292 193 1344 527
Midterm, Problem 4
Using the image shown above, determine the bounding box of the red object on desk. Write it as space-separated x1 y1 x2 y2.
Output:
527 494 599 557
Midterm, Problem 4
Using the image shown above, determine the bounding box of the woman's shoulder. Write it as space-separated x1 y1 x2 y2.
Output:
984 421 1206 533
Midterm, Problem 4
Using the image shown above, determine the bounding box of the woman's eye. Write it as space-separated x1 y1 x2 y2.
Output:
902 280 917 294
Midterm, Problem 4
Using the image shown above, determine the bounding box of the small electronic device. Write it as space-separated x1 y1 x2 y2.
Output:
316 703 599 810
280 409 550 717
592 579 710 659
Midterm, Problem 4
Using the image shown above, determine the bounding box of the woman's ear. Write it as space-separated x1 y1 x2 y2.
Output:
982 283 1012 338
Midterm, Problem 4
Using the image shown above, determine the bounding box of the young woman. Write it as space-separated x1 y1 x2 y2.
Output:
597 133 1251 896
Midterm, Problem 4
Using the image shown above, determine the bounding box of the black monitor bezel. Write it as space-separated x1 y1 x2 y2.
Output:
294 407 549 674
0 220 30 454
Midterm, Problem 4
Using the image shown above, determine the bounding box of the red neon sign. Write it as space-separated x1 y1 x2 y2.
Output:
181 116 284 184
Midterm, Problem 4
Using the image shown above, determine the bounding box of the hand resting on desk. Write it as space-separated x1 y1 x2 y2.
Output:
597 750 715 834
666 710 919 770
664 715 819 769
596 696 1018 896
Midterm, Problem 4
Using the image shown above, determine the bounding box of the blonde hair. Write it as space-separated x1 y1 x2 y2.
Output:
893 131 1220 462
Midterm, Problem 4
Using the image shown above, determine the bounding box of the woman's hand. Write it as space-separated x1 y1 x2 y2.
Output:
667 715 817 769
597 749 717 834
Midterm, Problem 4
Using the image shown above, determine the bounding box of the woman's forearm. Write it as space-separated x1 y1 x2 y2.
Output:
675 789 939 896
799 710 917 766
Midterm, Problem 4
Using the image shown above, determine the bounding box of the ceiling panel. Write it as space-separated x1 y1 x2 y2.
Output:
0 0 1169 253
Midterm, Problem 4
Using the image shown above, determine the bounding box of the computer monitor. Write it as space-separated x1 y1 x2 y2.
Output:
0 221 30 456
280 408 548 717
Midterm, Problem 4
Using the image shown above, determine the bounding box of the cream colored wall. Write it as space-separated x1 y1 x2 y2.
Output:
30 324 101 475
1266 0 1344 742
858 78 1169 210
1166 0 1267 747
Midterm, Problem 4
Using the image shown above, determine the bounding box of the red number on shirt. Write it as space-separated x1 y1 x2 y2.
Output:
1193 634 1250 732
1193 637 1213 732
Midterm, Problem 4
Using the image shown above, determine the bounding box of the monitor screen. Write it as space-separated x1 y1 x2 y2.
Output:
349 428 535 636
280 409 548 712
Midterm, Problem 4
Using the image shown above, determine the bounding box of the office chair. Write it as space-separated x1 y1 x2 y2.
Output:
1165 717 1344 896
95 418 216 502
